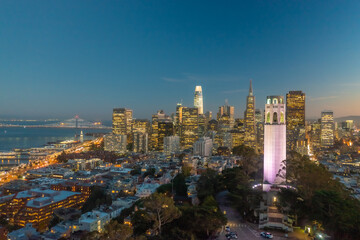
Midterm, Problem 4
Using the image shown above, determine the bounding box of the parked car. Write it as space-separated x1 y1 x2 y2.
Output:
260 232 273 239
225 232 238 239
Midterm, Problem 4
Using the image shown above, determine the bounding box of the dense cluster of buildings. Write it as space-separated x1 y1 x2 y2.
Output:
104 81 267 157
1 83 359 239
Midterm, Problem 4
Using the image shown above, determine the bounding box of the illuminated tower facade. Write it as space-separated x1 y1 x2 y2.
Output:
180 107 199 149
175 103 183 136
158 120 174 151
244 80 256 149
263 96 286 190
217 101 235 133
286 91 305 152
255 109 264 152
150 110 170 151
194 86 204 115
321 111 334 148
112 108 133 135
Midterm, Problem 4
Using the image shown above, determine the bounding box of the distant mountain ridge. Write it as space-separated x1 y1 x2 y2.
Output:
335 116 360 122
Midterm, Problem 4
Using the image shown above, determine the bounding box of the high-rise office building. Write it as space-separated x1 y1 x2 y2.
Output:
321 111 334 148
205 111 212 121
207 119 218 132
255 109 264 152
164 136 181 155
194 86 204 115
158 120 174 151
133 132 148 153
198 114 207 137
263 96 286 191
180 107 199 149
286 91 305 152
175 103 183 136
310 120 321 151
244 80 256 149
150 110 171 151
229 130 245 148
217 101 235 133
133 119 150 134
104 133 127 153
112 108 133 135
193 137 213 157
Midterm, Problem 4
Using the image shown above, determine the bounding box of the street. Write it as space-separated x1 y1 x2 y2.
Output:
216 191 299 240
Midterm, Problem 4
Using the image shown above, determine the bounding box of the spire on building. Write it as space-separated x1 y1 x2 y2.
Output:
249 79 253 96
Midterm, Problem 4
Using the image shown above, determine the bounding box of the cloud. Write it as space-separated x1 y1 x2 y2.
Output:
308 96 338 101
221 89 247 94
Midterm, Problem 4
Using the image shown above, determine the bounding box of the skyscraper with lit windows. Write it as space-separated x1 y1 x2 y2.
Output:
244 80 256 149
321 110 334 148
194 86 204 115
286 91 305 152
263 96 286 190
217 101 234 133
180 107 199 149
158 120 174 151
112 108 133 135
150 110 171 151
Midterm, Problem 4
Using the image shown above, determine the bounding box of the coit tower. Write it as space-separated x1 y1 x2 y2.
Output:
194 86 203 115
263 96 286 191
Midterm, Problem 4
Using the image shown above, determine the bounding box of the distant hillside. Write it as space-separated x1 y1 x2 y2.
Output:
335 116 360 122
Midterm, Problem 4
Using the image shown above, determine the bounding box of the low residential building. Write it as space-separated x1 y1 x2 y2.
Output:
113 196 139 209
68 158 102 171
42 223 72 240
135 182 160 198
163 136 180 155
78 210 110 233
7 223 40 240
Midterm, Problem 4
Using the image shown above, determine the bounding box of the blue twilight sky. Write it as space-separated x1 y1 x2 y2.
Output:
0 0 360 121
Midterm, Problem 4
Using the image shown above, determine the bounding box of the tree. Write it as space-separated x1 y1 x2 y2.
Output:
81 186 112 213
310 190 360 239
181 164 192 177
130 166 141 176
166 199 226 239
232 144 260 178
197 169 220 202
156 184 172 195
131 210 153 236
173 174 188 196
143 193 181 235
103 220 133 240
56 151 67 163
143 168 156 178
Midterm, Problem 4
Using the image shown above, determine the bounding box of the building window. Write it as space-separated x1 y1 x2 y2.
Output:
273 112 278 123
280 112 284 123
266 112 271 123
273 98 278 104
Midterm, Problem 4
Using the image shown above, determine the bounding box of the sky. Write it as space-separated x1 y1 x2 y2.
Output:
0 0 360 121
